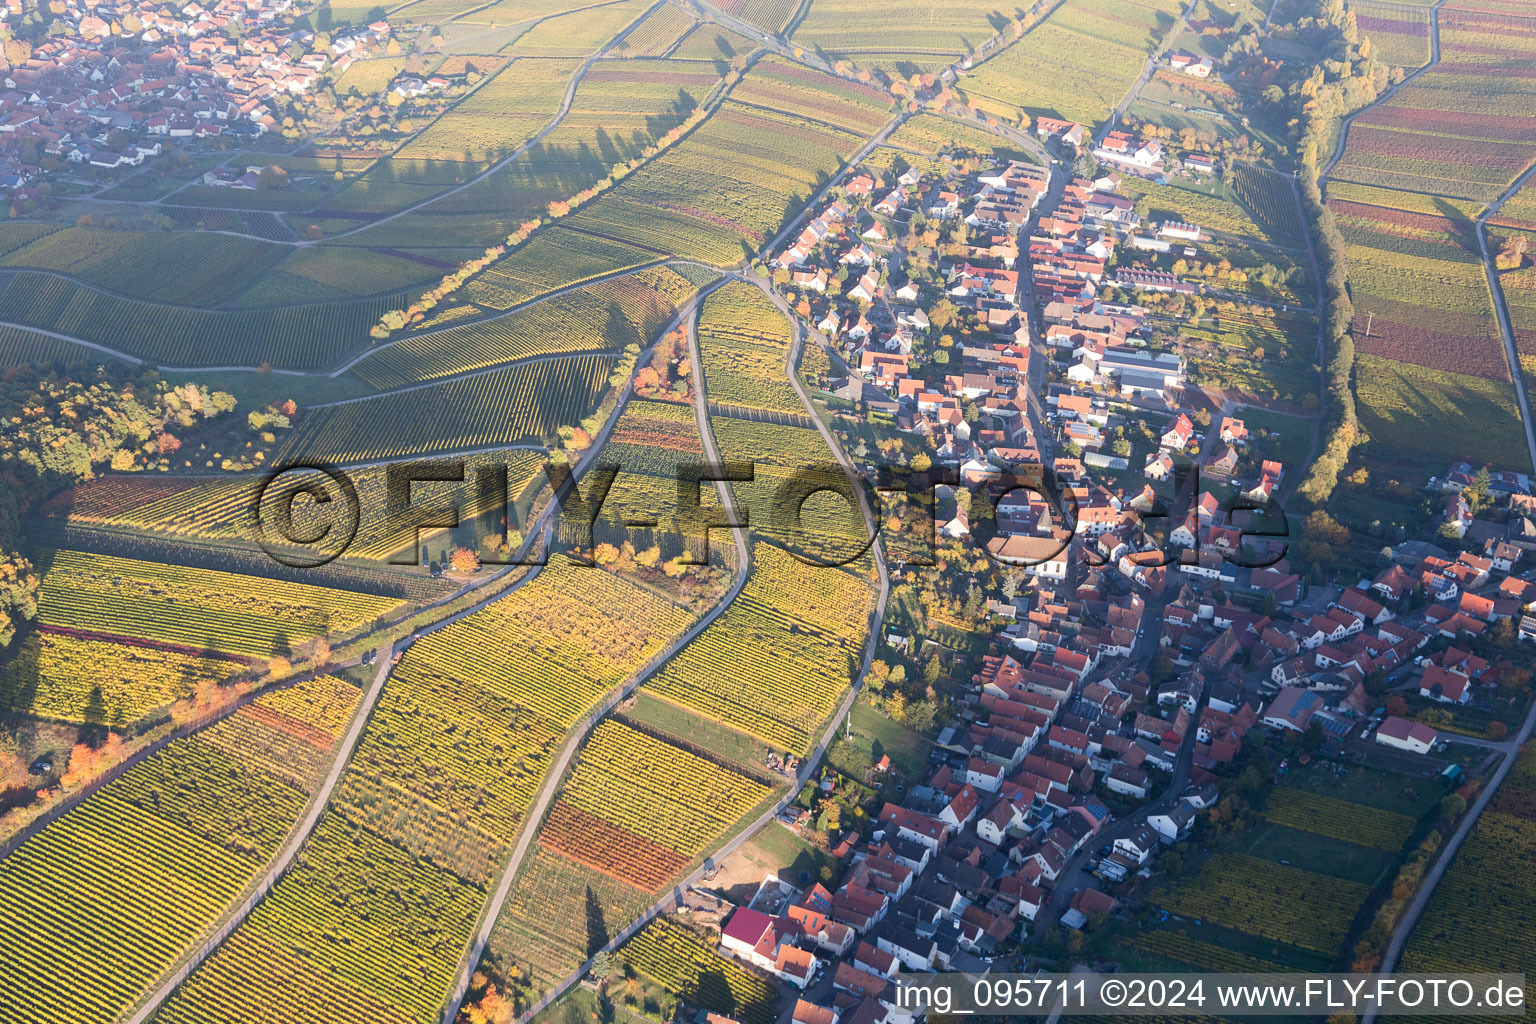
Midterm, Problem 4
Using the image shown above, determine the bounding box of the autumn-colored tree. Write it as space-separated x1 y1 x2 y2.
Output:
1496 234 1528 270
450 546 481 573
61 733 128 788
268 655 292 679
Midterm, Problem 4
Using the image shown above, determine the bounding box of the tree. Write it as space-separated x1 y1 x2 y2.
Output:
1439 793 1467 821
256 164 289 190
450 546 481 573
1496 234 1528 271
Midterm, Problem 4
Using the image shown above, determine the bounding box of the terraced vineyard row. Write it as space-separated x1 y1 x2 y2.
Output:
45 452 548 565
0 675 361 1024
0 272 403 370
697 282 802 414
620 917 778 1024
561 720 772 856
278 352 616 465
644 542 875 752
34 548 404 656
353 265 705 389
1265 787 1418 851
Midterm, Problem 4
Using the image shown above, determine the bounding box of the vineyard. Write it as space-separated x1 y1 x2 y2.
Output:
32 548 405 658
0 227 288 307
332 58 727 253
644 542 875 752
0 323 101 367
351 555 697 841
0 271 402 370
670 23 757 61
491 842 657 992
390 57 581 171
1331 3 1536 203
597 397 716 556
620 917 778 1024
697 282 802 414
1493 178 1536 233
1351 0 1432 66
506 0 652 56
353 265 702 389
728 57 894 135
1326 178 1526 464
1400 744 1536 978
332 55 409 95
0 631 234 725
563 93 869 265
1355 355 1530 467
879 113 1026 163
1131 929 1292 973
560 720 773 856
619 2 696 55
0 674 358 1024
960 0 1185 126
709 416 869 560
1119 170 1304 248
232 245 443 304
154 555 697 1024
789 0 1011 67
714 0 799 32
1264 788 1417 851
465 228 663 310
277 352 615 465
1155 854 1370 955
44 451 547 565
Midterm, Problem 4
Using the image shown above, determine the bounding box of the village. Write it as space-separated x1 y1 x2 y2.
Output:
666 124 1536 1024
0 0 426 193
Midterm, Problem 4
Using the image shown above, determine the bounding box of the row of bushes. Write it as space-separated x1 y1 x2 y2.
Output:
1282 0 1395 505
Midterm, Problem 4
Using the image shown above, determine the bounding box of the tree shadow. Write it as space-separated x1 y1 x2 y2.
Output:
585 885 610 957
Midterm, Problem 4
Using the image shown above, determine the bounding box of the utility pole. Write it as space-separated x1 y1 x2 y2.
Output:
1364 310 1373 338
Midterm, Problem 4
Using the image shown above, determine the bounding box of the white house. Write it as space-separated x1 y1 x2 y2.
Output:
1375 716 1437 755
